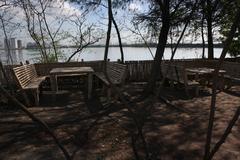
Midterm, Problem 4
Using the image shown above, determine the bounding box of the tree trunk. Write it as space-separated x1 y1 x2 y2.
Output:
37 14 48 62
201 8 206 59
208 107 240 160
104 0 150 158
0 15 13 64
112 18 124 63
146 2 170 94
203 8 240 160
206 0 214 59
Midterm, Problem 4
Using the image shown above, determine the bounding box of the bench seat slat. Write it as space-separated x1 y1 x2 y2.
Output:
13 64 47 106
95 62 127 87
23 76 47 89
161 64 199 96
95 72 110 86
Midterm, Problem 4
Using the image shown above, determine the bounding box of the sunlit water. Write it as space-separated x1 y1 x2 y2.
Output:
0 47 226 64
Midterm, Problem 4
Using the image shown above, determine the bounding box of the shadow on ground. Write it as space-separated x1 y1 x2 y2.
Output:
0 84 239 160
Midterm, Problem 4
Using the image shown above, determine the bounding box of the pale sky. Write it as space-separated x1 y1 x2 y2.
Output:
0 0 215 48
0 0 150 47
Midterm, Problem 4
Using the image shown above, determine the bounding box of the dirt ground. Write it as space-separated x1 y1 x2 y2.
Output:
0 84 239 160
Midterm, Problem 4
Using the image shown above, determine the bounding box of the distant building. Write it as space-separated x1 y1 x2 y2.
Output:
10 38 16 49
0 42 3 48
17 40 22 49
4 38 17 49
4 38 10 49
26 42 38 49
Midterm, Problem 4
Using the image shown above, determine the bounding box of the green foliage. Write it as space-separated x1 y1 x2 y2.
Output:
219 1 240 57
34 48 65 63
227 39 240 57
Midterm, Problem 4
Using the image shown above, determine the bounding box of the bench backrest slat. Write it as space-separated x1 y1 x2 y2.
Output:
161 64 188 85
222 62 240 78
13 64 38 88
174 65 188 85
106 62 127 84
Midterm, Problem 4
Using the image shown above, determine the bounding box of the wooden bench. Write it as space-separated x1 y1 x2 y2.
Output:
13 64 47 106
222 62 240 88
94 62 127 98
161 63 200 97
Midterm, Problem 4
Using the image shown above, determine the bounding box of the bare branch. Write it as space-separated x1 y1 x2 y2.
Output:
208 107 240 160
204 7 240 160
0 86 71 160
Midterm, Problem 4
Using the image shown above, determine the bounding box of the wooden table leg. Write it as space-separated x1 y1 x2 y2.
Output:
50 74 58 103
195 72 199 81
50 75 58 92
217 73 225 91
88 73 93 99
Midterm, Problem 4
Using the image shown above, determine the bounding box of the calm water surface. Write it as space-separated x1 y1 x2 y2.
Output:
0 47 226 64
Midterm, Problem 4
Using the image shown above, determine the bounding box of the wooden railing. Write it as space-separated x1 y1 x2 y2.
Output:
222 61 240 78
0 64 20 87
125 60 153 81
1 59 240 86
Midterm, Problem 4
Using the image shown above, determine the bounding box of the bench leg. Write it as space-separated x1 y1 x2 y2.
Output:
195 86 199 97
33 89 39 106
170 80 174 87
88 73 93 99
21 90 31 107
50 75 58 104
95 76 100 89
107 88 111 102
185 87 190 98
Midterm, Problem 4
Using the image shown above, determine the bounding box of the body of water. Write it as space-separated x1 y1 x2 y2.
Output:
0 47 226 64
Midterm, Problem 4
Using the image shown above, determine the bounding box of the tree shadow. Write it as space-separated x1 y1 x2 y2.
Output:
1 84 239 159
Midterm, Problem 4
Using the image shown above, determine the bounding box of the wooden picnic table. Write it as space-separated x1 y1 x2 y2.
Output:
186 67 226 75
50 67 94 99
186 67 226 88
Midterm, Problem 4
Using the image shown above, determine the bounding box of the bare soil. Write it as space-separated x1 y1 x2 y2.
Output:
0 84 239 160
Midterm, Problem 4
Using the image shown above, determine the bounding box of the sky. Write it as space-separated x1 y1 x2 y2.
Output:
0 0 149 47
0 0 218 48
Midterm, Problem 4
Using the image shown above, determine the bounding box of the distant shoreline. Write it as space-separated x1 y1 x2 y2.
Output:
0 43 223 50
62 43 223 48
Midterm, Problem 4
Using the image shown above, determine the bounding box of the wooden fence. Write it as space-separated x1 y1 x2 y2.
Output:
125 60 153 81
222 61 240 78
1 59 240 86
0 64 20 87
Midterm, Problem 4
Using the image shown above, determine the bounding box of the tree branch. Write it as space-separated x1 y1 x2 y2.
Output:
204 7 240 160
208 107 240 160
0 86 71 160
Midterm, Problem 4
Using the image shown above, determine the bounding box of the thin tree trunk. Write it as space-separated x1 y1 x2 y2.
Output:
103 0 113 71
44 23 58 62
37 13 48 62
127 26 154 59
21 0 47 62
67 49 83 62
157 0 199 97
0 86 71 160
203 8 240 160
201 11 206 59
112 18 124 63
67 40 99 62
206 0 214 59
131 135 140 160
208 107 240 160
104 0 149 159
0 15 13 64
40 1 59 62
147 1 170 94
136 27 154 59
0 61 14 94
